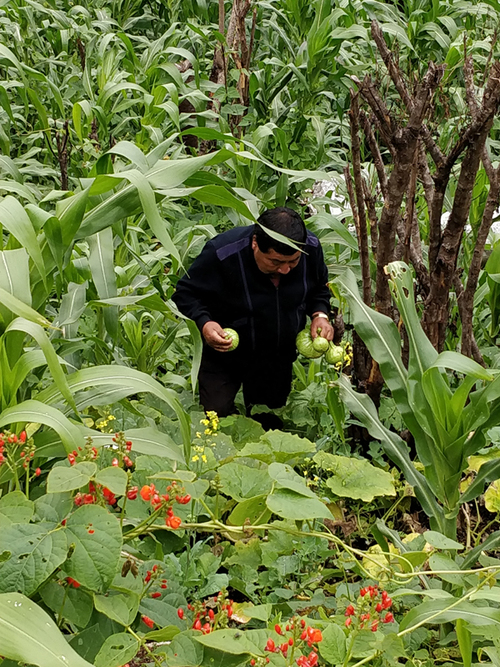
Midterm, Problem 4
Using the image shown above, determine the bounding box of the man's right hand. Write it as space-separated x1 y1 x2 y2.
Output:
202 321 233 352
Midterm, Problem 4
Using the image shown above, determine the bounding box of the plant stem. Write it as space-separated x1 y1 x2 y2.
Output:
126 626 164 667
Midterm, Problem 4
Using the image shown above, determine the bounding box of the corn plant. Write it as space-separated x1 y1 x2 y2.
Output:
337 261 500 540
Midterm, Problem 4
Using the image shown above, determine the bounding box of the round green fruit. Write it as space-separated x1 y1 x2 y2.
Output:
312 335 329 354
223 328 239 351
296 329 323 359
325 342 345 365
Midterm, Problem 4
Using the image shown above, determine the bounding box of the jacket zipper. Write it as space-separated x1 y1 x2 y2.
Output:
275 284 280 349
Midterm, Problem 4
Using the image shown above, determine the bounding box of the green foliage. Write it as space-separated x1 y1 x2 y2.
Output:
1 0 500 665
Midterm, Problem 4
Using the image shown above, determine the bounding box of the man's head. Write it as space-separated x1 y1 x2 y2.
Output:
252 207 306 276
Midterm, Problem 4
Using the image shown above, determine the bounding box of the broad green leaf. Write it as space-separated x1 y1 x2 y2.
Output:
0 249 32 324
228 495 271 525
108 141 150 172
94 633 139 667
456 617 472 667
399 599 500 631
0 283 50 327
266 488 332 520
195 628 267 656
88 228 118 341
0 491 34 526
423 531 464 551
319 622 347 664
94 590 139 626
47 462 97 493
338 375 443 525
186 319 202 399
36 366 191 454
0 522 67 595
95 427 183 463
163 633 204 667
88 228 117 300
40 582 93 628
335 269 414 428
460 458 500 505
33 492 72 523
167 184 255 221
139 597 186 629
428 553 463 585
0 400 83 454
314 451 396 502
94 466 128 496
484 480 500 512
144 626 181 641
7 318 78 414
0 593 94 667
0 196 46 288
428 351 494 381
238 431 315 464
268 461 318 498
218 462 272 501
64 504 122 592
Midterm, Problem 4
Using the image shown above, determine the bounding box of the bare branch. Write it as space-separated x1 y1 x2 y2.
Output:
362 178 378 259
349 91 372 306
360 110 388 198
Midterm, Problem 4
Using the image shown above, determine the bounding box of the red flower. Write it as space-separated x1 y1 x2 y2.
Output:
310 629 322 643
177 608 184 620
66 577 80 588
20 431 27 443
151 592 161 598
127 486 138 500
193 619 202 631
275 624 283 635
35 468 41 476
265 639 275 652
140 485 154 501
345 605 355 616
383 612 394 623
345 618 352 627
166 515 182 529
142 615 154 628
382 597 392 609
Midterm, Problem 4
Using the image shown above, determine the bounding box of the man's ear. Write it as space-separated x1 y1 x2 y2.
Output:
251 236 258 251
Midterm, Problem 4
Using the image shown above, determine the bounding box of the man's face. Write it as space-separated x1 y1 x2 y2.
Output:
251 236 301 276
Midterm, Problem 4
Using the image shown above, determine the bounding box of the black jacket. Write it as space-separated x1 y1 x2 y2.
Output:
172 226 330 365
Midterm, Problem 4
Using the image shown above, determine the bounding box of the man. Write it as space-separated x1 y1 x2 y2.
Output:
172 207 333 424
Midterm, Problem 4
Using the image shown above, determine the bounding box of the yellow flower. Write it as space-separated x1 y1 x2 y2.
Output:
201 454 207 463
201 419 209 426
204 429 211 435
191 455 200 462
195 432 202 439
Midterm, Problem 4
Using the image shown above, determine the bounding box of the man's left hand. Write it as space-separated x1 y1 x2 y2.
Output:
310 315 334 341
